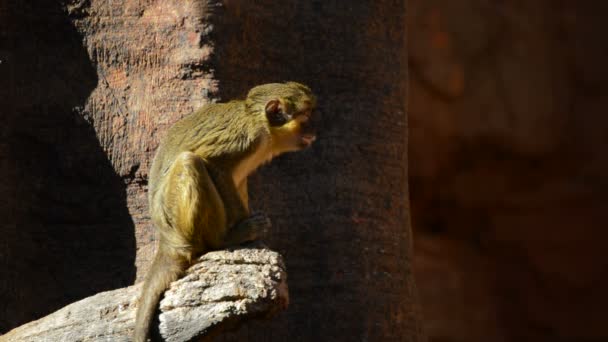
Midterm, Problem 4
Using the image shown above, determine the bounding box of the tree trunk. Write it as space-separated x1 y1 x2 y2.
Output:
1 0 424 340
214 1 424 341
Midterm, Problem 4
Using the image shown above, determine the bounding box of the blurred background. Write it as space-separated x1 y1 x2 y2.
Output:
408 1 608 342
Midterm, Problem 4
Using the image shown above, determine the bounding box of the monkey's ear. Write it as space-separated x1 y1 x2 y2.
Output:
265 99 288 127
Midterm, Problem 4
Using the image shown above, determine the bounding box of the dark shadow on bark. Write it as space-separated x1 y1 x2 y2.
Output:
212 1 415 340
0 1 136 333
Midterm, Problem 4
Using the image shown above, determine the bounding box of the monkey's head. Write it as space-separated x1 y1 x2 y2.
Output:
246 82 318 154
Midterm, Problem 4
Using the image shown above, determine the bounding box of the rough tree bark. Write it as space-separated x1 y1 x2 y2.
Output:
1 0 424 340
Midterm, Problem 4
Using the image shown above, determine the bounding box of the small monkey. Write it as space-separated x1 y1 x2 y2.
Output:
134 82 317 342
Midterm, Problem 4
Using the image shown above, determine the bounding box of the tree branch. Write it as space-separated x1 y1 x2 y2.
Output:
2 246 289 342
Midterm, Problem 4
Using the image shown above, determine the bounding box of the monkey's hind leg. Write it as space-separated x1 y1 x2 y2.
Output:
164 152 270 249
161 151 227 251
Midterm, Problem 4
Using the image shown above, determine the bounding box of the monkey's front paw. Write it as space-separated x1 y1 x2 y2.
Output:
231 212 272 243
248 211 272 236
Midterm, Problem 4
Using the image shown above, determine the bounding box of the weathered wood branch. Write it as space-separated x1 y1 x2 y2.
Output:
2 246 288 342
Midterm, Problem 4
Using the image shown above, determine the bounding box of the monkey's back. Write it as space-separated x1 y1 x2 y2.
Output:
148 102 265 206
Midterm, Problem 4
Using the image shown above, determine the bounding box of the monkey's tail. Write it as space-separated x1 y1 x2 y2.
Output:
134 249 187 342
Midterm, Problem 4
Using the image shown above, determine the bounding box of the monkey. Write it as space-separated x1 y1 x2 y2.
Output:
134 82 317 342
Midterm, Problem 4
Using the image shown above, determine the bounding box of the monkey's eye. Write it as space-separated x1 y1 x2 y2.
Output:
267 111 288 126
265 99 292 126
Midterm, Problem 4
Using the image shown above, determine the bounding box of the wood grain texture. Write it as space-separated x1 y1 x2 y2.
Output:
2 247 288 342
